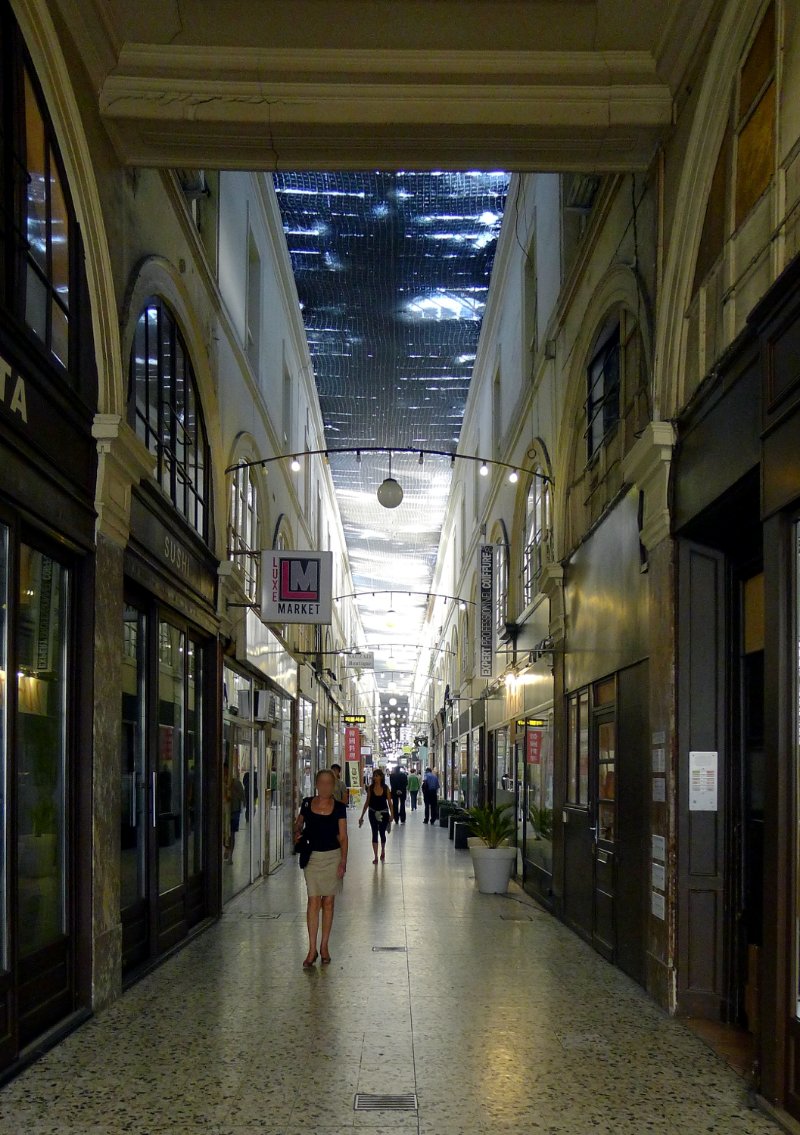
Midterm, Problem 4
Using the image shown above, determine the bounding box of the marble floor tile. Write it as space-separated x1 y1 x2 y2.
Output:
0 816 784 1135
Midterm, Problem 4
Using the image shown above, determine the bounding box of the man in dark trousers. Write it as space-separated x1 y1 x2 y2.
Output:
423 766 440 824
390 764 409 824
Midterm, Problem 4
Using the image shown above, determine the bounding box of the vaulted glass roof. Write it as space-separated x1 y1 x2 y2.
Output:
274 171 509 742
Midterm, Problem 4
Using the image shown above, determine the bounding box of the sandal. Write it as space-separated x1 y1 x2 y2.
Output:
302 951 318 969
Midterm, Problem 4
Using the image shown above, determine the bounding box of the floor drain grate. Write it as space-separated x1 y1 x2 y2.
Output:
372 945 407 952
354 1093 418 1112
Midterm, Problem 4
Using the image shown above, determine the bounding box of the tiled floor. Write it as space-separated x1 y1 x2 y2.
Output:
0 812 781 1134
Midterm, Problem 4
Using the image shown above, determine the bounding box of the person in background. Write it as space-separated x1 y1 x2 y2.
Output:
423 766 440 824
294 768 348 967
390 763 408 824
358 767 393 863
226 767 245 861
331 762 348 805
408 767 421 811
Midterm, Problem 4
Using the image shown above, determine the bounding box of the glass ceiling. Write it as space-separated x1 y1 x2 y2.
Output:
274 171 509 745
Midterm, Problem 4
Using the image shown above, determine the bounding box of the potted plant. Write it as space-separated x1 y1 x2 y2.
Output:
466 804 517 893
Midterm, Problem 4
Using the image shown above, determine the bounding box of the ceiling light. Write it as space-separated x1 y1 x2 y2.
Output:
479 461 489 477
377 452 404 509
508 469 519 484
459 601 467 611
290 457 301 472
389 697 397 706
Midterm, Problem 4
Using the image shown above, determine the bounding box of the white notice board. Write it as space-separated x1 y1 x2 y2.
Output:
689 751 718 811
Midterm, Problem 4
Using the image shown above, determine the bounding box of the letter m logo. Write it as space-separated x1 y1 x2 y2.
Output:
280 557 319 600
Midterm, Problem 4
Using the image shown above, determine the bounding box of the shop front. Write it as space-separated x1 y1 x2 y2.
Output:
244 610 296 871
557 489 650 987
121 485 220 974
0 8 99 1072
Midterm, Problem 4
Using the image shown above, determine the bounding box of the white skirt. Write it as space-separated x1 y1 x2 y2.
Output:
303 848 343 897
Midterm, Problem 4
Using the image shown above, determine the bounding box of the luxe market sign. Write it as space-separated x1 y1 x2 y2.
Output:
261 550 333 624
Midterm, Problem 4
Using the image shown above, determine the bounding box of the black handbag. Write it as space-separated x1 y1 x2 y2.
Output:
295 798 312 867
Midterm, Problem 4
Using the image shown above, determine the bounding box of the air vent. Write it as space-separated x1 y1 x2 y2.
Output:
354 1093 417 1112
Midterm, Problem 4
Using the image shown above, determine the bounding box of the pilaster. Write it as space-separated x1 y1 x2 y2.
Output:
92 414 155 548
622 420 676 551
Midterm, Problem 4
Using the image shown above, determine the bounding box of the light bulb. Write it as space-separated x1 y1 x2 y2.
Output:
508 469 519 484
479 462 489 477
377 477 404 508
290 457 301 472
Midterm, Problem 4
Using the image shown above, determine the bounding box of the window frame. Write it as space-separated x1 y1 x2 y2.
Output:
522 468 551 607
129 297 212 543
586 324 621 461
228 462 261 603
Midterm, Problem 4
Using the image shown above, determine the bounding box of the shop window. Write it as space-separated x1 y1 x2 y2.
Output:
16 544 69 956
522 469 551 607
735 3 776 229
566 689 590 806
129 299 211 541
229 464 261 602
587 324 621 460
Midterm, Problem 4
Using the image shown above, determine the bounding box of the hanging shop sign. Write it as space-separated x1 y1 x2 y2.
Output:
343 713 366 724
479 544 494 678
261 549 332 623
526 728 545 765
344 727 361 770
516 718 547 728
345 652 374 669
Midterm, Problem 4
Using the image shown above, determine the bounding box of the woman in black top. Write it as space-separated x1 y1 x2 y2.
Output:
294 769 348 967
358 768 393 863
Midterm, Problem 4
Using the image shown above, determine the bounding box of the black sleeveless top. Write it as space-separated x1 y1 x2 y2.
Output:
368 786 390 814
301 798 347 852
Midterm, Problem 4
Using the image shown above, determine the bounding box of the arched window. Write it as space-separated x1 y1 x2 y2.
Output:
522 470 551 606
129 298 211 540
229 462 261 602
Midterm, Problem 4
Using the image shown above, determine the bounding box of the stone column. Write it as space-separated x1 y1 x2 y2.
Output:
90 414 155 1009
623 421 676 1013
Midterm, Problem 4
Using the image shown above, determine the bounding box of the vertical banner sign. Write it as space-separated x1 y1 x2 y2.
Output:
479 544 495 677
526 728 544 765
344 726 361 774
261 550 333 624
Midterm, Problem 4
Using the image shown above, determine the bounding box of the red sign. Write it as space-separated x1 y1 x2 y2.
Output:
344 726 361 763
526 728 544 765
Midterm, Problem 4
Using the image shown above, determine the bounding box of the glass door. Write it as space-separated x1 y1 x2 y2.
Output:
16 541 72 1042
121 602 208 972
120 605 147 965
592 677 617 961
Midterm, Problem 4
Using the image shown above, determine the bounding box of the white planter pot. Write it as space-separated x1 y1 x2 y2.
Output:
469 845 516 893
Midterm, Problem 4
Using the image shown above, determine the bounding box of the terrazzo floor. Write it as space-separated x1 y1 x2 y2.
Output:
0 812 782 1135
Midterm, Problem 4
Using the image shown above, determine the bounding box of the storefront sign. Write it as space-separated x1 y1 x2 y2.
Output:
345 652 374 669
262 549 332 624
516 718 546 728
0 357 27 423
689 750 718 811
479 544 494 677
343 713 366 724
129 491 215 605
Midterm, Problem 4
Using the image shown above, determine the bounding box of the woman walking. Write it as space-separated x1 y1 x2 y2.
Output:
358 767 393 863
294 769 348 968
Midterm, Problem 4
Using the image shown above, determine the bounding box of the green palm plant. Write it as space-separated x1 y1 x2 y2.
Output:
466 803 516 848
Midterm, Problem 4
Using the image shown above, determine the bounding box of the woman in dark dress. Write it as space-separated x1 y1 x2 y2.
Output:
293 769 348 967
358 767 393 863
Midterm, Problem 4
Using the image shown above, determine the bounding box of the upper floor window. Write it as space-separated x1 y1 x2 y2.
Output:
494 536 508 638
587 323 620 460
22 69 71 368
129 298 211 540
735 2 775 229
522 470 551 607
0 9 94 398
229 463 261 602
